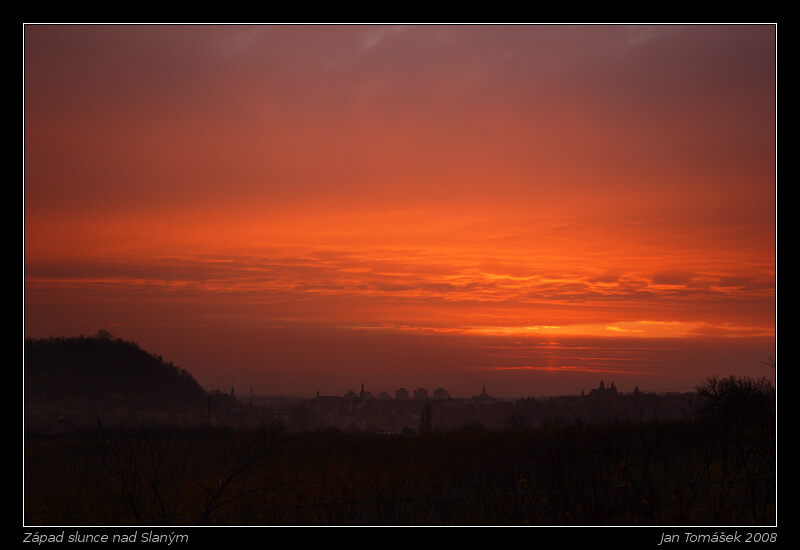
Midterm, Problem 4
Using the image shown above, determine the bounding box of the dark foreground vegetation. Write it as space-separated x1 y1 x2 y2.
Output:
25 375 775 526
25 332 207 427
24 334 775 525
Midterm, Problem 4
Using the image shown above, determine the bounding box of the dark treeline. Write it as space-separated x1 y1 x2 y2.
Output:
240 390 701 434
23 333 776 525
24 374 775 526
25 331 207 426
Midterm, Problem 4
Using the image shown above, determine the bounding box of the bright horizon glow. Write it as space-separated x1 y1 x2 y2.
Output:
24 24 776 397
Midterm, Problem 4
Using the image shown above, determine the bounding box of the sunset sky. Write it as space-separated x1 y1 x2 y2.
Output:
24 24 776 398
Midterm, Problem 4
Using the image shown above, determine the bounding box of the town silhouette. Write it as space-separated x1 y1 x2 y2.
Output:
24 333 776 526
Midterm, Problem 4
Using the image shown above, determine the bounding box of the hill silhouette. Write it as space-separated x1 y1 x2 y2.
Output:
25 330 207 427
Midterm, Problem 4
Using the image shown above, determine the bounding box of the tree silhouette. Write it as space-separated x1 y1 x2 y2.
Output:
418 401 432 432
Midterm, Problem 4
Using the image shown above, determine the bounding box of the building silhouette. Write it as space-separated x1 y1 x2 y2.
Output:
589 380 618 396
472 383 492 402
433 387 449 400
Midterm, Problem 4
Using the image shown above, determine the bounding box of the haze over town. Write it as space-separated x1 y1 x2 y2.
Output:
24 24 776 398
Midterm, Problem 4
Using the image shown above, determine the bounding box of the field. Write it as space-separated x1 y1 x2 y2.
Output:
24 380 775 526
